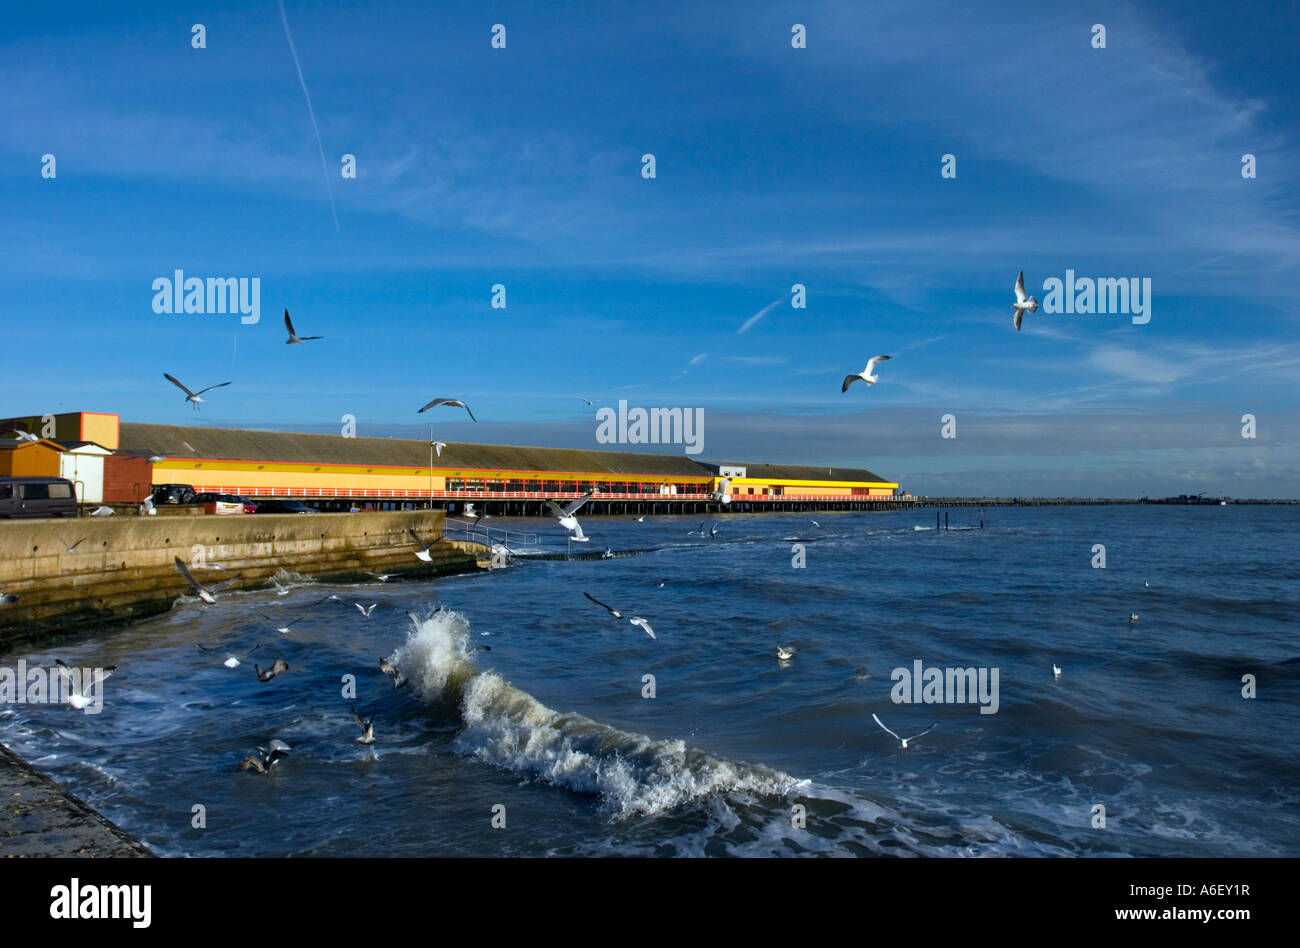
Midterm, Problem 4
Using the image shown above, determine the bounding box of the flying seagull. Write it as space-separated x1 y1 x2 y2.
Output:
687 521 707 537
53 659 116 710
379 657 407 689
842 355 892 392
0 589 18 606
61 537 88 553
238 739 291 774
1130 613 1139 622
629 617 656 639
139 495 157 516
351 707 376 745
283 309 323 344
257 613 304 635
1012 270 1039 331
255 659 290 683
6 429 39 443
547 492 594 542
408 528 435 562
584 592 622 619
354 602 378 618
432 440 447 457
197 640 263 669
776 646 797 661
871 713 937 750
174 556 217 603
580 397 597 406
164 373 231 410
1053 664 1062 679
417 398 477 421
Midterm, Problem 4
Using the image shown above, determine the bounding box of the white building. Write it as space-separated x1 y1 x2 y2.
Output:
56 441 112 504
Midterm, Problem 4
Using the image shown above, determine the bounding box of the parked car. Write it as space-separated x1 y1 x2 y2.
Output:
151 483 198 505
195 492 248 515
0 477 78 518
255 500 315 514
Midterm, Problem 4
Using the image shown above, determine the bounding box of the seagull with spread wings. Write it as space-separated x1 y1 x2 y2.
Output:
841 355 892 392
547 491 594 542
871 713 937 750
417 398 477 421
1011 270 1039 331
283 308 323 344
164 373 231 409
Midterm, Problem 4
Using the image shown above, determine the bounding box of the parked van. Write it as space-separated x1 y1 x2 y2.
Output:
0 477 78 518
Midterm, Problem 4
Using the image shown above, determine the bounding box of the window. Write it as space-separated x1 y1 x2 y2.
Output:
0 485 11 499
49 483 73 499
20 483 49 500
747 488 754 495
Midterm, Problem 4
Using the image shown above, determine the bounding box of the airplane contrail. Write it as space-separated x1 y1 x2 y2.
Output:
277 0 339 232
738 298 783 334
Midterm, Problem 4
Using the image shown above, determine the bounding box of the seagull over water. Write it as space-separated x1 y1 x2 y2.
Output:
1053 664 1062 679
255 659 290 683
871 713 937 750
584 592 623 619
1012 270 1039 331
776 646 797 661
417 398 477 421
547 492 594 542
238 740 291 773
197 639 263 669
283 309 323 344
379 657 407 688
842 355 892 392
629 616 656 639
408 528 436 561
258 613 304 635
53 659 116 710
164 373 231 410
354 602 378 618
351 706 376 745
174 556 217 603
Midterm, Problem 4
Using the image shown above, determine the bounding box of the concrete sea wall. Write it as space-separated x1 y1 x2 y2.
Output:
0 511 477 644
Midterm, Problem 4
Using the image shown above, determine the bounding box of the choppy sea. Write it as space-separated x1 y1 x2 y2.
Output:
2 505 1297 856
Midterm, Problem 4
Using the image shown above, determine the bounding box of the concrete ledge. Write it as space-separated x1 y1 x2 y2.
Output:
0 511 477 643
0 743 153 858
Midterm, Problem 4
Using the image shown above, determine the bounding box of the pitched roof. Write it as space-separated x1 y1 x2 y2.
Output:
711 461 891 483
117 423 714 477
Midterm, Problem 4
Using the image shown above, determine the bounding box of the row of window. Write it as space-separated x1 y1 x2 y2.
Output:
444 479 712 494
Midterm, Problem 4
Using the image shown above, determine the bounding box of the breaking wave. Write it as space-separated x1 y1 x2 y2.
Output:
390 610 800 820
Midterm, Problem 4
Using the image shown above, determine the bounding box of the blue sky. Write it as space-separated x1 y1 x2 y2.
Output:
2 0 1297 496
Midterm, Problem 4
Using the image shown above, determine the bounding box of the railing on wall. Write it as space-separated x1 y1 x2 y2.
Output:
438 519 540 551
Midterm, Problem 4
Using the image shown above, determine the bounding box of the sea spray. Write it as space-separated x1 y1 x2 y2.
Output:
393 610 800 819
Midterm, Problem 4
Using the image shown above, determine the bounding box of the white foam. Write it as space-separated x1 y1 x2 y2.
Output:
392 609 799 819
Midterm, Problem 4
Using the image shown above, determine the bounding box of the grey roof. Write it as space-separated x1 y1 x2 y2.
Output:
118 423 714 478
709 461 892 483
115 424 895 484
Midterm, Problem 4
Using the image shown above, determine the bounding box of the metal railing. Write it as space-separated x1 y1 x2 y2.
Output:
439 519 541 551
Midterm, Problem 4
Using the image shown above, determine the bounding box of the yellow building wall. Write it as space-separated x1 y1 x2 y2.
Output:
79 413 120 450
